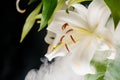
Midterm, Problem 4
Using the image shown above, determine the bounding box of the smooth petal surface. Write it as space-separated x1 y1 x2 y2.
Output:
88 0 110 30
98 27 114 49
69 36 98 75
96 27 115 59
72 4 87 21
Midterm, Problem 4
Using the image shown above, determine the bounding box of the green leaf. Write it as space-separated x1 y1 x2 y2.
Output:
55 0 66 11
48 0 66 24
86 72 104 80
85 60 108 80
105 0 120 29
38 0 57 31
106 61 120 80
20 2 42 42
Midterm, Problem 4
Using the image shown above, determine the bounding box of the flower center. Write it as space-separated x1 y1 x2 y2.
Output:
52 23 102 52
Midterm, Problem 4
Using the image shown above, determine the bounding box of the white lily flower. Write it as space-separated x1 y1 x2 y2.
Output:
45 0 115 75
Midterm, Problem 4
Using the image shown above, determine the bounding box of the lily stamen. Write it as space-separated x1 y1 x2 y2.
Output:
70 35 76 43
62 23 68 30
66 29 73 34
65 44 70 52
60 35 65 43
52 43 61 51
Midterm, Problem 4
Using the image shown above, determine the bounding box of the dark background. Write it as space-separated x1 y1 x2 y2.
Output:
1 0 48 80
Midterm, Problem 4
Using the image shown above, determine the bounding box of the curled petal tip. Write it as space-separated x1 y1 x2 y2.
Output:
16 0 26 13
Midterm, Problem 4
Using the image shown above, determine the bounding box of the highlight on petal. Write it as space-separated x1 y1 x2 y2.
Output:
16 0 26 13
87 0 110 30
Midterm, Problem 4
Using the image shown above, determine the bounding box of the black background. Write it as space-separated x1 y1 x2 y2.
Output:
1 0 48 80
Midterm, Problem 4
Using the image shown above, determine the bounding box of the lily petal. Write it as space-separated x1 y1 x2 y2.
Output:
72 4 88 21
25 69 37 80
47 10 88 34
69 36 98 75
98 18 116 60
106 17 114 33
88 0 110 30
114 21 120 45
45 34 68 61
44 31 56 44
98 27 114 48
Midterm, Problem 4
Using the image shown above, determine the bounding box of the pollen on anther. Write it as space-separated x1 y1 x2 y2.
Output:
60 35 65 43
65 44 70 52
70 35 76 43
66 29 73 34
62 23 68 30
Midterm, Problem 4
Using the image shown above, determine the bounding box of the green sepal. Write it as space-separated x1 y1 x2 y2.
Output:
20 2 42 42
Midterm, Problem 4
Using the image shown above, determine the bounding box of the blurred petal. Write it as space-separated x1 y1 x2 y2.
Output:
107 49 116 60
25 69 37 80
88 0 110 30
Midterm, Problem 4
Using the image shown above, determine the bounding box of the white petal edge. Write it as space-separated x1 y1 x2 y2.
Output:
25 69 37 80
44 31 56 44
87 0 110 30
106 17 114 33
114 21 120 45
